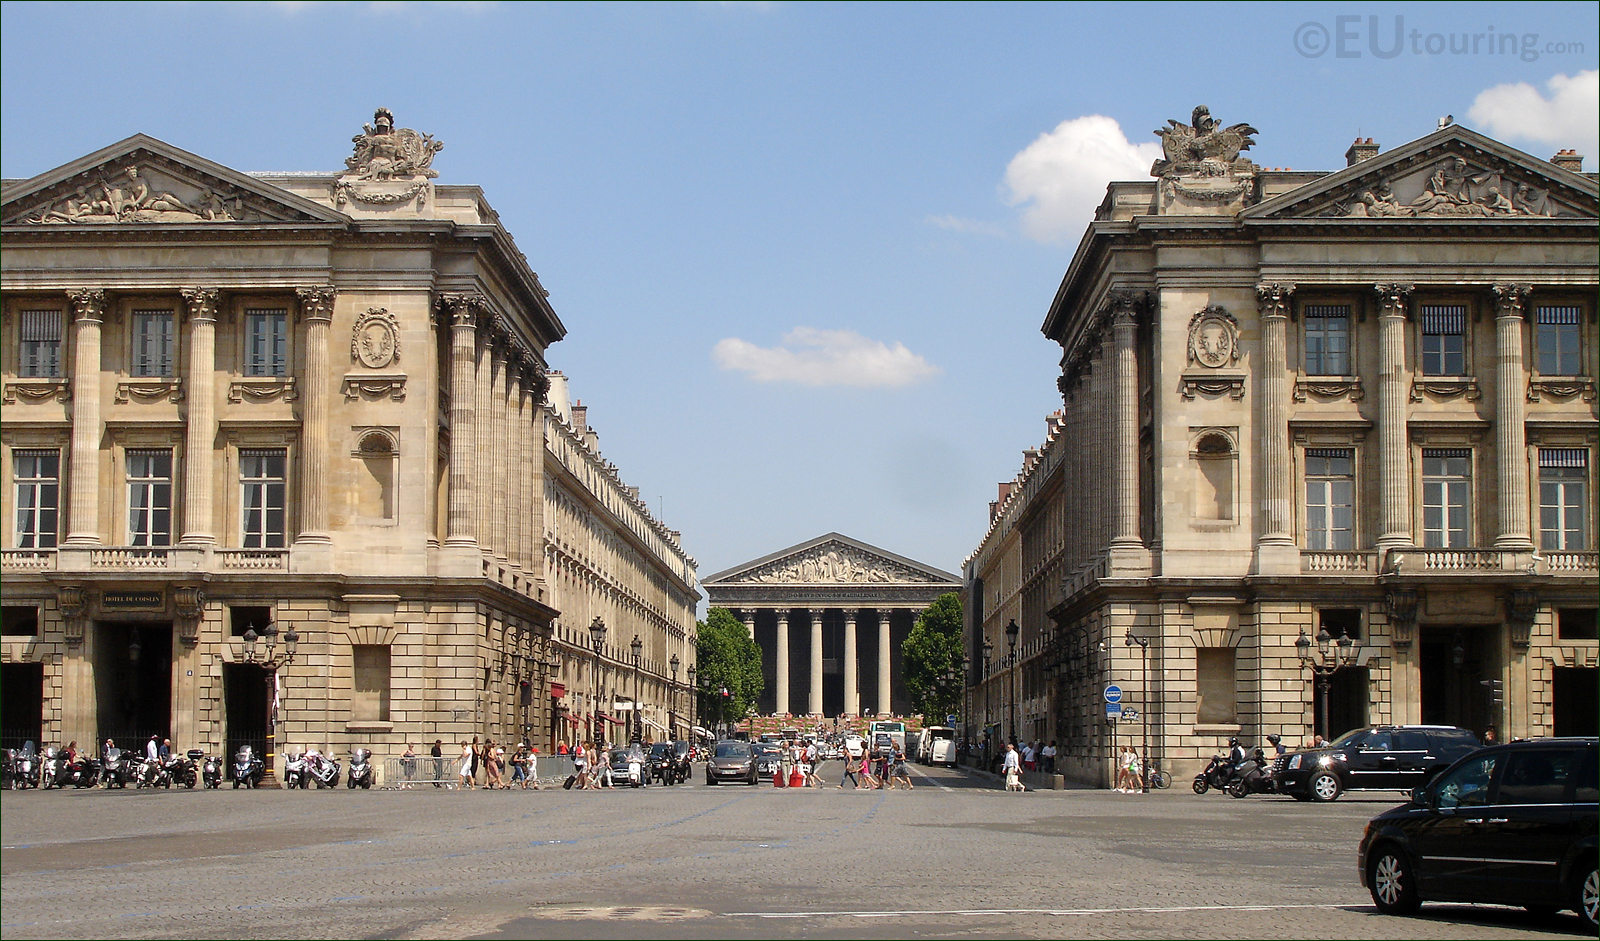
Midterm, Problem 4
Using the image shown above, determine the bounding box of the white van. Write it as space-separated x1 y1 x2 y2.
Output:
921 726 956 767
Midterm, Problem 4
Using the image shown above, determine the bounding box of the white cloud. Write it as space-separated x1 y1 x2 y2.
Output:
1003 114 1162 244
1467 70 1598 168
712 327 940 388
925 214 1008 238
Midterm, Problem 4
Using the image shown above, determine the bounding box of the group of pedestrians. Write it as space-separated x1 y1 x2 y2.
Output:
831 737 913 790
400 737 540 790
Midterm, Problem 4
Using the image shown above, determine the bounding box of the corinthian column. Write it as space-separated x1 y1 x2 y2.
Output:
775 609 790 715
64 290 105 545
295 287 335 545
1109 292 1142 550
1492 284 1534 549
1375 284 1414 552
1256 284 1296 568
843 609 859 716
441 294 482 548
809 608 825 716
179 288 219 545
741 609 755 639
877 610 892 716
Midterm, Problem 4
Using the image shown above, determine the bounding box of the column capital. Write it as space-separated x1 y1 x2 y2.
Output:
1491 283 1533 319
1256 282 1295 319
295 286 336 322
1373 283 1414 318
1106 289 1147 327
67 288 106 321
179 287 220 321
438 291 490 327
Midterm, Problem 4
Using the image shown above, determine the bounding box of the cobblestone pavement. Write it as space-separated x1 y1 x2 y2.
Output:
1 763 1587 940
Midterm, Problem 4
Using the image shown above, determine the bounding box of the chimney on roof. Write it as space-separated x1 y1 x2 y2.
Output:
997 482 1012 503
1345 137 1379 167
1551 149 1584 172
570 401 587 434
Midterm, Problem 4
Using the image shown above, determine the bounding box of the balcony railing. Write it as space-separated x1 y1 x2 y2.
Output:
1298 547 1599 576
0 549 55 570
89 547 170 568
1301 551 1377 573
1417 549 1504 571
1543 551 1598 573
214 549 289 571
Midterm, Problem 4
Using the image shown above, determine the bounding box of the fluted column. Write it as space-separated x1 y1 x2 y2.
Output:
294 287 335 544
179 288 219 545
1256 284 1295 558
489 328 510 561
775 609 790 715
1375 284 1414 551
740 609 755 639
877 610 892 716
1493 284 1534 549
809 608 825 716
1109 292 1142 548
843 609 859 716
64 291 106 545
441 294 481 548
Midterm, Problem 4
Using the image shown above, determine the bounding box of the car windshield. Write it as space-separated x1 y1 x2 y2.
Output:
650 743 671 757
1326 728 1368 749
714 743 750 759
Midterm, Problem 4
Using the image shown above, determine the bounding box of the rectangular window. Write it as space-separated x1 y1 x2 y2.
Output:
1195 648 1237 725
229 605 273 638
1536 306 1582 376
12 449 60 549
244 308 288 377
239 449 287 548
18 309 63 378
126 449 173 546
1539 448 1588 551
1319 608 1362 641
352 645 392 722
1 606 40 637
131 309 175 376
1422 449 1472 548
1304 448 1355 550
1420 304 1466 376
1557 608 1598 641
1303 305 1351 375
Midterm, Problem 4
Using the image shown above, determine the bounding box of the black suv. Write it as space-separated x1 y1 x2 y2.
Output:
1274 725 1481 802
1358 737 1597 931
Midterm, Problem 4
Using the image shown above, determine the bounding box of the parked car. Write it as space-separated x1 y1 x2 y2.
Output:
920 726 957 767
1358 736 1597 931
705 740 757 786
1274 725 1481 801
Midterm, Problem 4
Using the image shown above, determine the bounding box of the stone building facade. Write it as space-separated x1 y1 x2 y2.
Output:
965 114 1598 787
704 533 960 719
0 112 696 772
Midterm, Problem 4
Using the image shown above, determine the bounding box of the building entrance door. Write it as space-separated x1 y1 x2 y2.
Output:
224 664 268 778
1552 666 1598 736
1322 666 1369 739
94 621 172 749
2 662 44 749
1419 627 1501 735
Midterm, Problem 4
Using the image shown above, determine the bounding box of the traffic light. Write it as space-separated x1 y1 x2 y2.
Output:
1480 678 1504 709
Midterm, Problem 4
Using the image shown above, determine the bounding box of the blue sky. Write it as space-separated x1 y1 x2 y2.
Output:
3 1 1596 591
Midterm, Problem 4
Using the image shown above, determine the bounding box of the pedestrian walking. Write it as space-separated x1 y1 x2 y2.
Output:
572 741 589 789
1002 743 1023 791
527 745 540 789
778 741 794 789
803 740 824 788
458 741 475 790
401 743 418 789
469 735 480 785
890 746 913 790
509 743 527 788
431 739 444 787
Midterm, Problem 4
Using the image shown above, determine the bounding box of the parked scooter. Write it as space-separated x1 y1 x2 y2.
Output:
346 749 373 789
232 745 264 789
100 748 129 788
13 742 41 789
64 752 100 788
282 751 308 789
167 750 202 789
134 753 170 788
1227 747 1277 798
201 752 224 789
1192 753 1233 794
303 749 341 789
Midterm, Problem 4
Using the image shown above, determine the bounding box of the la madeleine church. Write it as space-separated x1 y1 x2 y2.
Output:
0 111 699 771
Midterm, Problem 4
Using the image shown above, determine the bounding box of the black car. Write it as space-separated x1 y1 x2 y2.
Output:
1274 725 1481 801
1358 736 1597 931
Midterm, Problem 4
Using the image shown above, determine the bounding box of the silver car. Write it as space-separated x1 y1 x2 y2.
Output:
705 741 757 786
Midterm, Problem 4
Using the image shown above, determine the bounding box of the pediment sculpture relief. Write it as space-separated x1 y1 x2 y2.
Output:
335 108 443 209
25 164 256 224
1335 155 1558 218
742 544 938 585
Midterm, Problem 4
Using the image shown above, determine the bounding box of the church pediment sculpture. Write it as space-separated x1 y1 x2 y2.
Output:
737 543 943 585
1152 105 1259 213
1331 153 1566 218
23 163 260 224
335 108 443 210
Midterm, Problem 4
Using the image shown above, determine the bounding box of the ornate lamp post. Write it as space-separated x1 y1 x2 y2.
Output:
630 634 644 743
982 639 994 759
1296 627 1359 740
240 619 299 788
545 653 562 751
686 663 698 740
1125 631 1150 793
669 653 681 740
588 616 607 745
1005 619 1020 746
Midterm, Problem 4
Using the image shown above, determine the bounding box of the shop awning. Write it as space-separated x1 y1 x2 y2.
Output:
596 712 625 726
563 713 581 726
550 682 566 698
641 717 668 733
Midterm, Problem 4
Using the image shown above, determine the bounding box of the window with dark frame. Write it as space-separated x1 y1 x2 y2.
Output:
1539 448 1589 551
18 309 63 378
1421 448 1472 548
1304 448 1355 551
1 605 40 637
239 448 287 548
12 449 60 549
244 308 288 377
1535 305 1582 376
230 605 273 637
126 448 173 546
1303 304 1351 376
1319 608 1362 641
1420 304 1466 376
131 309 175 377
1556 607 1598 641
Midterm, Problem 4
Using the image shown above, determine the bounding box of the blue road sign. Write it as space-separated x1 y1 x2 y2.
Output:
946 714 958 726
1105 702 1122 718
1104 684 1123 704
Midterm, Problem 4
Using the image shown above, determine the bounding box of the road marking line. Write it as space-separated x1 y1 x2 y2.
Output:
728 902 1353 918
907 766 953 792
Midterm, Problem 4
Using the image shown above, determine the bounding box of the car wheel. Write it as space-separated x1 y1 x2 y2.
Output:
1367 844 1420 916
1309 771 1342 802
1192 776 1209 795
1577 860 1598 931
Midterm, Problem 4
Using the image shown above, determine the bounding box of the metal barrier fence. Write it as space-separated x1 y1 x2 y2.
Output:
378 754 578 789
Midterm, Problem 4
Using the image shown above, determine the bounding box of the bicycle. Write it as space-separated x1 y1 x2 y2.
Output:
1145 758 1172 789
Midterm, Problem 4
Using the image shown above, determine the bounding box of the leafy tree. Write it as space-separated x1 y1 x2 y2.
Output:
694 607 764 732
901 592 964 721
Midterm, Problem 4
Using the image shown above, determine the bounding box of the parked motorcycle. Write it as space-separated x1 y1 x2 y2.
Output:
281 751 308 789
232 745 264 789
1227 747 1276 798
65 752 99 788
134 754 170 788
304 749 341 789
13 742 41 789
1192 753 1233 794
201 752 224 789
100 748 129 788
166 750 201 789
346 749 373 789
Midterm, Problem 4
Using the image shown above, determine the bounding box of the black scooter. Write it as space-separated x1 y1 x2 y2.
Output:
1192 753 1233 794
1227 747 1277 798
201 752 224 788
233 746 264 788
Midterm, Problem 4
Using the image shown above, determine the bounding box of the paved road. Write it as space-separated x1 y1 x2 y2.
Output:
0 762 1587 940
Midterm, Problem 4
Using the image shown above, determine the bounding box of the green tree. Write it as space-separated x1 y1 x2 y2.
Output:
901 592 965 721
694 607 765 732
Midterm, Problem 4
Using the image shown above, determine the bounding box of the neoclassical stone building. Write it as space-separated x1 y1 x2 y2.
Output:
0 111 696 772
704 533 960 718
966 113 1598 786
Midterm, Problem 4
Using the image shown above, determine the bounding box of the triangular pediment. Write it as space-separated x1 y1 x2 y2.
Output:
1242 125 1598 221
703 533 960 587
1 134 349 227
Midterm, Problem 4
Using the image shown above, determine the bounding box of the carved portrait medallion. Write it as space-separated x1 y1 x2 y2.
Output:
351 307 400 369
1187 305 1240 368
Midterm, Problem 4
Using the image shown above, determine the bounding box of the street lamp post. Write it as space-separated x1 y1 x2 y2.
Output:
982 640 993 762
669 654 680 740
1125 631 1150 794
240 620 300 788
545 654 562 751
1296 627 1359 740
630 634 643 744
1005 619 1020 746
686 663 697 741
588 617 607 745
